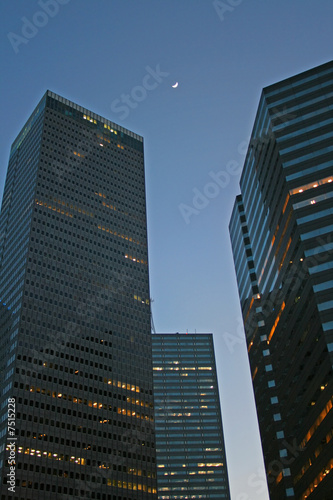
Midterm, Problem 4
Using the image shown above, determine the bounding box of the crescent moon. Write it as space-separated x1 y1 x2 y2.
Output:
172 82 179 88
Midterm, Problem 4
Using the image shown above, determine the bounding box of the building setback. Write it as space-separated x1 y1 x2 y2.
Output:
229 61 333 499
0 91 157 499
152 333 230 500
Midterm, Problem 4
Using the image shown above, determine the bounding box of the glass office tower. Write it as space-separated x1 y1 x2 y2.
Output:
152 333 230 500
0 91 157 499
229 61 333 499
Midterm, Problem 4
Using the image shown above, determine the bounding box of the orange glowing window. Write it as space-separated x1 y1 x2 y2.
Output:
276 471 283 484
282 193 290 214
300 459 333 500
245 296 255 323
73 151 85 158
268 301 285 342
289 175 333 196
275 211 292 258
278 237 292 271
301 398 333 449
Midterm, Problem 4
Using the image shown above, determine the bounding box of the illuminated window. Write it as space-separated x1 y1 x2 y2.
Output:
83 114 97 124
103 123 118 135
268 301 285 342
289 175 333 195
73 151 85 158
301 398 333 448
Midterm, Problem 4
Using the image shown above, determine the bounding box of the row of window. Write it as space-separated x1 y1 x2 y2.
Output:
9 411 156 464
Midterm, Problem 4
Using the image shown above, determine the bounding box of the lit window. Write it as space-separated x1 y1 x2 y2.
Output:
290 175 333 195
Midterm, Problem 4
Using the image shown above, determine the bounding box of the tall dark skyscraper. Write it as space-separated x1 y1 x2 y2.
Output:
0 91 157 499
229 61 333 499
152 333 230 500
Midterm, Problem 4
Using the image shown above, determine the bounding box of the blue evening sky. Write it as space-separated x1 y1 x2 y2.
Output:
1 1 332 498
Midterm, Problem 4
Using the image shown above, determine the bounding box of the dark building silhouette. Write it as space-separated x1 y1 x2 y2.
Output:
152 333 230 499
0 91 157 499
229 61 333 499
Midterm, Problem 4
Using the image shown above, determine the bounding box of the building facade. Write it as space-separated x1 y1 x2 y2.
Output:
229 61 333 499
152 333 230 500
0 91 157 499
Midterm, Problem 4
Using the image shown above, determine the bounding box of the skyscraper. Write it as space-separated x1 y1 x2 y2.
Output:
0 91 157 499
152 333 230 500
229 61 333 499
